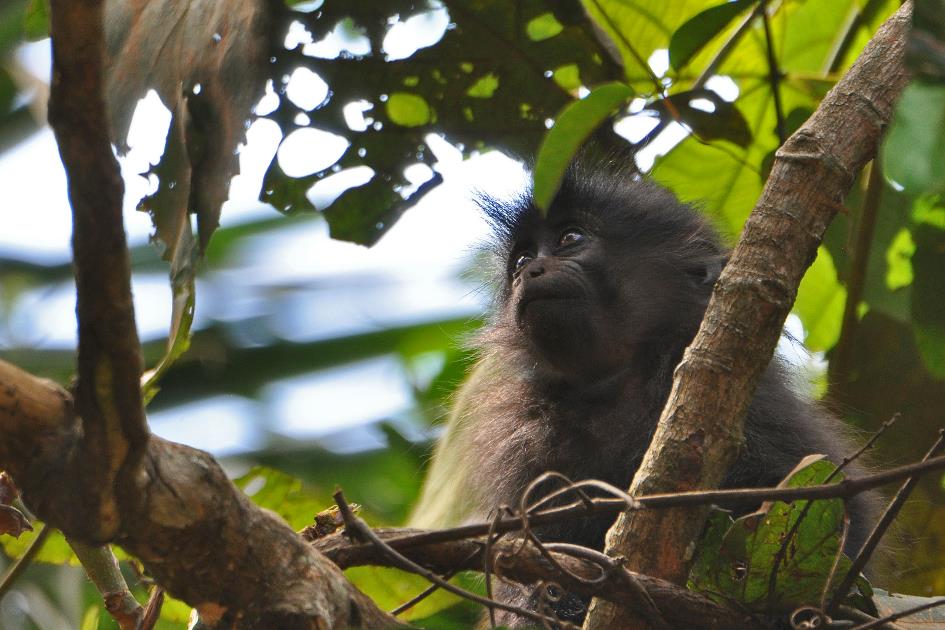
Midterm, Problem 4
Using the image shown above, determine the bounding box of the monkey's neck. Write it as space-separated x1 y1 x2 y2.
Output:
528 343 676 407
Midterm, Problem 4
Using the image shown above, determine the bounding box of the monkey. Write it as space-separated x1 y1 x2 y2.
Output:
409 144 877 626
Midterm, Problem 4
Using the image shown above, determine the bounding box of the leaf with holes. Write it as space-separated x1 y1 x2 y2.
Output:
260 0 623 244
104 0 271 250
689 456 855 610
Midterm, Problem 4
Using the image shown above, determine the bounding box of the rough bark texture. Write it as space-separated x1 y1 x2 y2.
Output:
583 4 913 630
0 359 402 628
17 2 405 626
46 0 148 543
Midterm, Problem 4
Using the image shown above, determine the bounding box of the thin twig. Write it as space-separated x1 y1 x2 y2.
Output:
828 429 945 614
760 0 786 144
0 524 51 599
820 502 851 612
390 556 472 616
389 453 945 553
836 604 905 629
69 539 143 630
850 597 945 630
333 490 573 629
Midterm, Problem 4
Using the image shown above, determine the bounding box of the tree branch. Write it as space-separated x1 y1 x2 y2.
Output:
583 4 913 629
47 0 147 542
313 527 765 630
0 358 404 627
4 3 411 625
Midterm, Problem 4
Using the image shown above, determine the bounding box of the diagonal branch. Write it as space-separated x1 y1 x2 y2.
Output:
583 3 913 629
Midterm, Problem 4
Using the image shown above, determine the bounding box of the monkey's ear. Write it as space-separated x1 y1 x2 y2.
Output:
689 254 728 286
705 255 727 284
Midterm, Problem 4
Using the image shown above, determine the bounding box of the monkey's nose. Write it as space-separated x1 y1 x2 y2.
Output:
528 263 545 278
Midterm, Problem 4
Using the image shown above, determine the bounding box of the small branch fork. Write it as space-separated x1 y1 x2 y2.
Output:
315 431 945 630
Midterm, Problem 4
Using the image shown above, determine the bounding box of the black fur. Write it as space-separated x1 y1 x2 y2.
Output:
463 148 877 626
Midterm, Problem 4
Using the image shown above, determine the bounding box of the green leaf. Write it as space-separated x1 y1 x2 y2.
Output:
533 82 633 211
669 0 756 71
465 73 500 98
885 228 915 291
24 0 49 41
553 63 582 92
911 224 945 378
80 605 99 630
882 81 945 196
794 247 846 352
141 224 197 405
581 0 720 91
386 92 434 127
159 595 194 624
345 567 481 622
1 524 78 566
526 12 564 42
689 457 852 609
234 466 327 530
259 0 623 244
646 89 752 147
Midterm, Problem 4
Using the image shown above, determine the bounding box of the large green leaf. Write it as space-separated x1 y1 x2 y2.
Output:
581 0 720 89
533 81 634 211
689 457 854 610
1 525 78 566
344 567 482 623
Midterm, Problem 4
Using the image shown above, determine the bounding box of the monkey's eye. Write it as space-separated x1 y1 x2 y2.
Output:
513 253 533 273
558 228 585 248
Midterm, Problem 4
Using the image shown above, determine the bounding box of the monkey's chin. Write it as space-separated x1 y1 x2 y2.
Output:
517 298 603 374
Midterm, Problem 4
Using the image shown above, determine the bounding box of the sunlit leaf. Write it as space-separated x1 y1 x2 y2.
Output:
669 0 756 71
533 82 634 211
234 466 327 530
345 566 480 622
24 0 48 41
80 606 99 630
387 93 434 127
795 247 846 352
0 524 78 566
885 228 915 291
160 594 196 624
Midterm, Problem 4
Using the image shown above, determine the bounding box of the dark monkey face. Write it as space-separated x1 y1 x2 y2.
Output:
482 150 727 383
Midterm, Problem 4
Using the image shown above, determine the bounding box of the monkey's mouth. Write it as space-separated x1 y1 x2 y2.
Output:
516 286 582 324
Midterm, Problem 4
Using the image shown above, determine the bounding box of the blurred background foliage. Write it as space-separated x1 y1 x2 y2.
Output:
0 0 944 627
